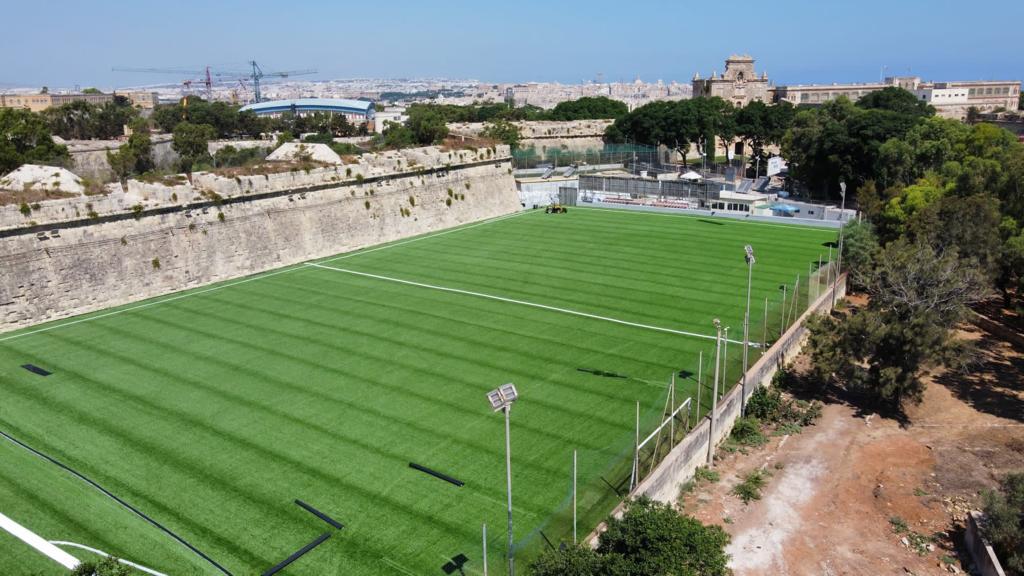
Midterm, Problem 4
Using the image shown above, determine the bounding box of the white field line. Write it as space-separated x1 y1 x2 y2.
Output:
318 209 530 264
0 512 80 570
306 262 753 346
51 541 168 576
0 210 530 345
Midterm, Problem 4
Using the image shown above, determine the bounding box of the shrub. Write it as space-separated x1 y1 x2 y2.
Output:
694 466 721 484
171 192 178 202
151 258 160 269
131 204 143 218
355 173 364 184
346 167 352 177
731 417 766 446
445 197 452 207
732 470 768 503
364 200 370 210
746 387 784 422
31 202 41 210
408 195 415 206
120 236 127 246
447 188 453 197
982 473 1024 572
464 182 471 190
18 202 30 217
217 211 225 222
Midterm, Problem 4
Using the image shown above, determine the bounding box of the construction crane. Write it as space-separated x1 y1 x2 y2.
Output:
111 66 215 100
213 61 316 103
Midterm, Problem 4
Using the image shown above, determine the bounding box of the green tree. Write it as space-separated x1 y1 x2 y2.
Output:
106 145 136 186
807 239 989 414
481 119 521 149
172 122 215 174
840 220 880 290
982 473 1024 574
0 108 69 173
598 497 730 576
529 497 730 576
530 544 606 576
856 86 935 118
405 107 449 145
549 96 628 121
72 556 131 576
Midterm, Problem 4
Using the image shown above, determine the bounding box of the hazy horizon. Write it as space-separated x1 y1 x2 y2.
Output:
2 0 1022 90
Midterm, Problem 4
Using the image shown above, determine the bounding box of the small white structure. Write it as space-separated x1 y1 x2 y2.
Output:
708 190 770 213
0 165 85 195
266 142 343 165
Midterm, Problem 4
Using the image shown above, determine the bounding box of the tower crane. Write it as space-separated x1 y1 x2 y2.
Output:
111 66 215 100
213 61 316 103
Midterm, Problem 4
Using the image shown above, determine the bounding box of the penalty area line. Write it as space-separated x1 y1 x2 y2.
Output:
305 262 754 347
0 511 80 570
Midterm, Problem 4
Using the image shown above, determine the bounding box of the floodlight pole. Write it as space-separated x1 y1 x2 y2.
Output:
741 246 755 416
832 183 847 310
695 351 703 420
572 450 578 544
722 327 729 398
503 404 514 576
483 524 488 576
708 320 723 466
779 285 787 338
762 296 768 349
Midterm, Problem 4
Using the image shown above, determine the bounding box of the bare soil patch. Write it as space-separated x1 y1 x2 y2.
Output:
678 305 1024 575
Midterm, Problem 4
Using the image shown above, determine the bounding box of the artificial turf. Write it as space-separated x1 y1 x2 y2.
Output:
0 206 836 575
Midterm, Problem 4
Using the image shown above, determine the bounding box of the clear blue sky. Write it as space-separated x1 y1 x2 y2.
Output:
2 0 1021 90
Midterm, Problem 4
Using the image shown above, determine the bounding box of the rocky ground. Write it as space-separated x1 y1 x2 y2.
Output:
678 306 1024 576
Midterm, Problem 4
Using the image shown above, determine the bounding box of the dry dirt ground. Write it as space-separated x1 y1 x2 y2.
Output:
678 309 1024 576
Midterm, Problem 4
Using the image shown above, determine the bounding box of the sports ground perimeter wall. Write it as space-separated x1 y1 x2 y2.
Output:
0 146 520 332
630 273 848 503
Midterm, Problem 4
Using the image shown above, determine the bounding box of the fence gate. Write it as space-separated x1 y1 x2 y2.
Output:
558 187 578 206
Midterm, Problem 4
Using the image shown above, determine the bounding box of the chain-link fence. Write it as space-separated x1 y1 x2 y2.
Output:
512 143 661 170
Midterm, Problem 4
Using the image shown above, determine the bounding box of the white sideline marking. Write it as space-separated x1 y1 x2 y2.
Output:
306 262 753 346
318 209 530 264
0 210 530 344
0 512 80 569
51 541 169 576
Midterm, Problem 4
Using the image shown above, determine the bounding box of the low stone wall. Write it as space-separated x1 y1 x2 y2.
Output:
631 274 847 503
965 511 1008 576
0 146 519 332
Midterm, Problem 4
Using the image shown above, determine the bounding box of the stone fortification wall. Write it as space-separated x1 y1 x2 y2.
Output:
68 138 276 181
0 145 519 332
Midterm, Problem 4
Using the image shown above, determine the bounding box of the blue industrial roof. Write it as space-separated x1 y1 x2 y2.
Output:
240 98 375 116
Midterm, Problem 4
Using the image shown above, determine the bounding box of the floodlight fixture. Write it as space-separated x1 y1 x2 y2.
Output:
744 245 755 264
499 383 518 404
839 181 847 198
486 383 518 412
486 390 505 411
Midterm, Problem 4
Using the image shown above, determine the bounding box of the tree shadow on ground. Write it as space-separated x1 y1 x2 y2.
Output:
934 329 1024 423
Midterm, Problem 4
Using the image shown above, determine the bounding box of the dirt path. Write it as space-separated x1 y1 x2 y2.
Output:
679 318 1024 576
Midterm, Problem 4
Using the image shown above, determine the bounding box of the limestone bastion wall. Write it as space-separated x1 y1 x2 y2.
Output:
0 145 520 332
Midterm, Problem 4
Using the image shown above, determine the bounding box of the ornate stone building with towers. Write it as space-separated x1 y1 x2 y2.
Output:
692 55 772 107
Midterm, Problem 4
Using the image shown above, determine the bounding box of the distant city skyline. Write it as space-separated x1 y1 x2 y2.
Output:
2 0 1022 90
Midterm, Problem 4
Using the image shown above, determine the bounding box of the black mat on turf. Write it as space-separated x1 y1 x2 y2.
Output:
21 364 51 376
294 499 344 529
409 462 464 487
262 532 331 576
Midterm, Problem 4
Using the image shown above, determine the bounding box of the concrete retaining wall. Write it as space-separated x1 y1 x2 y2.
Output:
632 274 848 503
966 511 1008 576
0 146 519 332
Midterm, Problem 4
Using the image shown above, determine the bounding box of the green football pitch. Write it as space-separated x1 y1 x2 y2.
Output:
0 207 836 575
